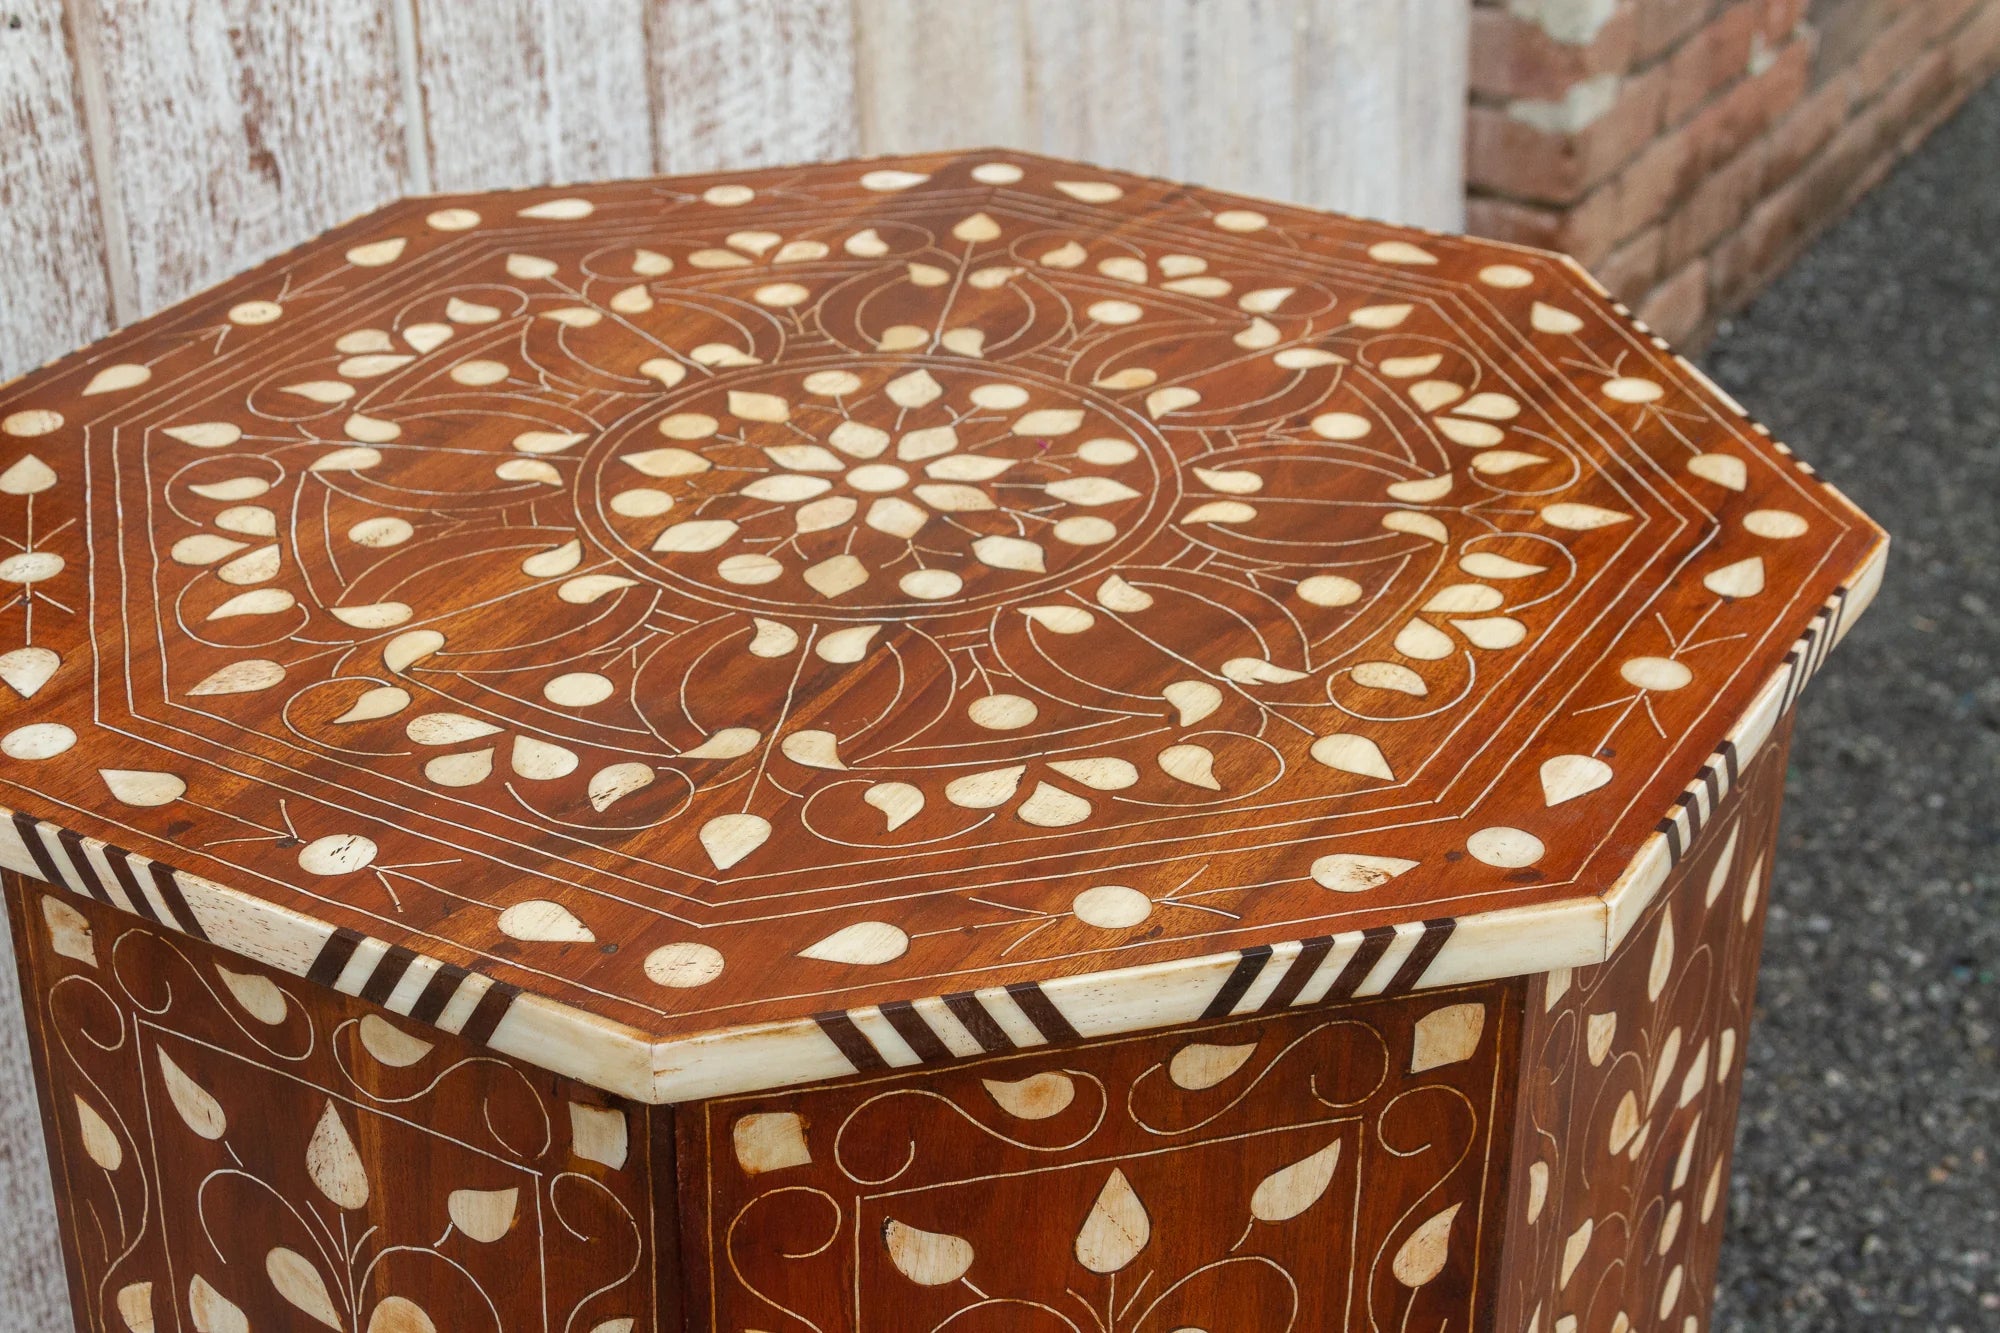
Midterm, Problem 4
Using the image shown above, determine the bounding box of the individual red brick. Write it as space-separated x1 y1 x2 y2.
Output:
1665 0 1762 124
1710 96 1879 307
1466 65 1668 204
1811 0 1901 78
1555 183 1629 266
1636 0 1719 63
1762 75 1852 187
1922 0 1981 44
1612 117 1703 234
1465 196 1568 250
1594 224 1666 299
1682 34 1810 173
1852 3 1938 104
1758 0 1811 42
1946 0 2000 76
1872 48 1958 143
1663 138 1768 269
1636 257 1711 345
1470 3 1640 101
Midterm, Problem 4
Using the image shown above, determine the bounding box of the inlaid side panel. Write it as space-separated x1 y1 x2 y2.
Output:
2 875 671 1333
680 987 1521 1332
1494 719 1794 1333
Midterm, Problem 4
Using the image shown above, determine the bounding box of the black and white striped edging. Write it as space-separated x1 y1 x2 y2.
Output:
12 810 208 939
8 810 520 1051
1653 580 1853 867
301 926 520 1046
810 917 1457 1075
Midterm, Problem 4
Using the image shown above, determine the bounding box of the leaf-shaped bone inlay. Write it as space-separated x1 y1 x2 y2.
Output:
1169 1042 1258 1090
799 920 909 965
306 1101 369 1209
159 1049 226 1140
266 1247 341 1328
448 1187 519 1242
1075 1168 1150 1273
884 1219 975 1286
1250 1138 1342 1222
983 1071 1077 1120
1392 1203 1462 1287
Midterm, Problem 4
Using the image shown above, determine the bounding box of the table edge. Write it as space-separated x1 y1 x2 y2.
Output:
0 535 1885 1103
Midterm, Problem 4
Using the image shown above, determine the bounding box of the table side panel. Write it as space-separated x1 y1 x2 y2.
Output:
2 873 675 1333
1493 715 1794 1333
677 984 1524 1332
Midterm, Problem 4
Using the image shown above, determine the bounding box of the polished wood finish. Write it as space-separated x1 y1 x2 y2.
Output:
0 150 1882 1104
680 985 1522 1331
5 872 672 1333
1494 718 1793 1333
8 724 1790 1331
0 150 1882 1331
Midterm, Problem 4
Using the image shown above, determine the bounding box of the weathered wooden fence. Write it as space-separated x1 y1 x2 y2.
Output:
1 0 1468 380
0 1 1469 1324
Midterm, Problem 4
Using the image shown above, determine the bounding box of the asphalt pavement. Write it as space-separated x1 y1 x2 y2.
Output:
1700 77 2000 1332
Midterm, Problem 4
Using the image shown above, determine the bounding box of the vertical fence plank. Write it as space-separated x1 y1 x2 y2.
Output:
1152 0 1299 199
854 0 1466 228
546 0 656 180
1295 0 1468 228
69 0 409 316
851 0 1029 155
409 0 553 190
651 0 860 172
1018 0 1170 171
406 0 655 191
0 0 113 382
1397 0 1470 230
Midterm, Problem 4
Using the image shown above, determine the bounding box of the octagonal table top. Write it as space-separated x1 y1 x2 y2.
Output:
0 150 1884 1101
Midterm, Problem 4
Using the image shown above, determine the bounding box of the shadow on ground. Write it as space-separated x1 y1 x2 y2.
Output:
1701 77 1999 1331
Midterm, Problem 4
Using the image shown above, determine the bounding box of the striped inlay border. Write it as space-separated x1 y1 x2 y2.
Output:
809 917 1459 1077
6 810 520 1051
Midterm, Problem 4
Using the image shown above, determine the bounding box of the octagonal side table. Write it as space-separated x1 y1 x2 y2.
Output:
0 150 1883 1333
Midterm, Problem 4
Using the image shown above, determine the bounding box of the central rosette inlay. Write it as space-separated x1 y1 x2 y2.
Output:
583 359 1171 617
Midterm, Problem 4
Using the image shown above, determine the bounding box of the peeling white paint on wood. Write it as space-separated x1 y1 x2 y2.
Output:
0 0 1465 381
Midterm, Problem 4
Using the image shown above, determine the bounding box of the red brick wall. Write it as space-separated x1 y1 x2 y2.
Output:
1466 0 2000 346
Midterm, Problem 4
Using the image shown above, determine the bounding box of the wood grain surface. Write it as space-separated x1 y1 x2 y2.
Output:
0 150 1883 1105
682 983 1522 1330
1494 718 1795 1333
6 871 671 1333
0 0 114 379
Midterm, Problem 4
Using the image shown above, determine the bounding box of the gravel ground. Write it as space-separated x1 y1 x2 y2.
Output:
1701 80 2000 1330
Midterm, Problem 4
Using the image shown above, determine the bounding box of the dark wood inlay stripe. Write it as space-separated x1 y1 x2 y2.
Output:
1322 926 1397 1002
408 963 470 1025
305 928 364 988
148 862 208 940
101 846 162 925
1677 789 1703 839
1201 945 1273 1020
54 827 111 903
943 992 1015 1053
814 1010 888 1072
1700 762 1722 814
12 813 69 891
1658 813 1685 862
1386 919 1456 994
1006 981 1081 1043
459 980 520 1047
880 1000 954 1063
359 944 418 1005
1260 936 1336 1013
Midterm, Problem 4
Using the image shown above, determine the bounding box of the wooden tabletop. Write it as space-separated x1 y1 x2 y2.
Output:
0 150 1884 1101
